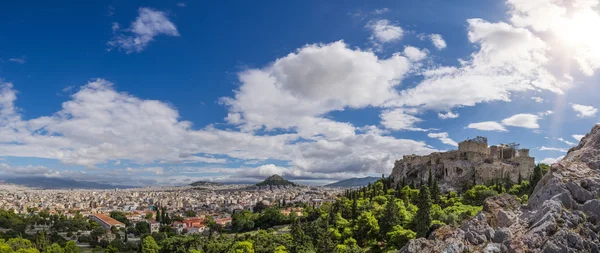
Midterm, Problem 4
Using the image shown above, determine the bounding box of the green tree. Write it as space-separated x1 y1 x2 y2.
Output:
141 236 159 253
229 241 254 253
387 225 416 250
414 185 432 238
354 212 379 246
63 241 79 253
103 245 118 253
463 185 499 206
135 221 150 235
379 196 401 239
274 245 288 253
45 244 64 253
184 210 196 217
530 163 543 191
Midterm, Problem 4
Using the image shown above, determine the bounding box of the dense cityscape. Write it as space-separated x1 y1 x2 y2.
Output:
4 0 600 252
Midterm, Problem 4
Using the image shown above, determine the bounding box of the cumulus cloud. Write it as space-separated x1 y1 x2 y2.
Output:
389 18 568 110
403 46 428 61
507 0 600 75
573 134 585 141
380 109 427 131
429 34 447 50
221 41 413 138
0 77 438 184
539 156 563 165
531 96 544 103
467 121 508 132
108 7 179 53
438 111 459 119
571 103 598 118
366 19 403 43
427 132 458 147
501 113 540 129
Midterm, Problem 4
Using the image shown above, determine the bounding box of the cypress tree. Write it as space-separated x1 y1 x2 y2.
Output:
531 164 543 192
518 172 522 184
379 196 401 239
155 208 161 223
414 185 432 238
431 179 441 205
427 169 433 188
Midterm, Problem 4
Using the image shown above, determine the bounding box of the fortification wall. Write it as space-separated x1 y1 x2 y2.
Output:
391 146 535 192
458 141 489 154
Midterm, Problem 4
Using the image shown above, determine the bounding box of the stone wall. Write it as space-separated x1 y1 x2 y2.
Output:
458 140 489 154
390 140 535 191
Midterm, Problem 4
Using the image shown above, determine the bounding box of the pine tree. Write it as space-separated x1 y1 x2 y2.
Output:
427 169 433 188
531 163 543 191
414 185 432 238
431 179 441 205
351 198 358 222
379 196 401 240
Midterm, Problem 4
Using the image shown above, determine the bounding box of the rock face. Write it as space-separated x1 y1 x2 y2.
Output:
390 137 534 191
398 124 600 253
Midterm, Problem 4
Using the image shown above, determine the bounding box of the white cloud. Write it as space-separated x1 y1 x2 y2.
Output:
507 0 600 75
557 137 576 146
531 96 544 103
389 18 568 110
380 109 427 131
0 76 439 183
427 132 458 147
403 46 428 61
467 121 508 132
571 103 598 118
221 41 412 138
177 3 186 7
501 113 540 129
429 34 447 50
108 7 179 53
8 57 25 64
373 8 390 15
572 134 585 141
538 110 553 116
366 19 403 43
539 156 563 165
539 146 569 152
438 111 459 119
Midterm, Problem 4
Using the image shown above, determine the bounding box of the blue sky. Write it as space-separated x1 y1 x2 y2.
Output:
0 0 599 186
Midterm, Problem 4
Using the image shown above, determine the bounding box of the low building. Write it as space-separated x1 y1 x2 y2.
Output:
92 214 125 230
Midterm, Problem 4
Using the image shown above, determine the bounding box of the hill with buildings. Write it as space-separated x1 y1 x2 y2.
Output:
391 136 535 192
255 174 297 187
325 177 380 188
400 124 600 252
189 181 222 187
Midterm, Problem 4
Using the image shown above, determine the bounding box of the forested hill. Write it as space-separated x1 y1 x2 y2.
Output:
255 174 297 186
324 177 380 188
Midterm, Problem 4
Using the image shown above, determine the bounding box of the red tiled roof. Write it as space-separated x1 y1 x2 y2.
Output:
93 214 124 226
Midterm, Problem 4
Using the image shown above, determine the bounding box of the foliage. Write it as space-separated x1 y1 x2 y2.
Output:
414 185 432 238
463 185 499 206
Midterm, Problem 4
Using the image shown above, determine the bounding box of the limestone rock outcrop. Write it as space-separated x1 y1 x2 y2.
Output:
398 124 600 253
390 137 534 191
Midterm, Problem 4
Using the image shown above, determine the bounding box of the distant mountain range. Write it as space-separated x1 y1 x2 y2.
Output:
324 176 380 188
3 177 137 189
256 174 297 186
189 181 222 187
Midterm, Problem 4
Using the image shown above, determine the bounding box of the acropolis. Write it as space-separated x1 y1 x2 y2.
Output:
390 136 535 191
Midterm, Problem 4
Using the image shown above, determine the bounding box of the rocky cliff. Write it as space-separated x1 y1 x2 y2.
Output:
399 124 600 253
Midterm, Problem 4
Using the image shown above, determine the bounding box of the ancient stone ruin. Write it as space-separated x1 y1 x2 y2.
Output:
390 136 534 191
